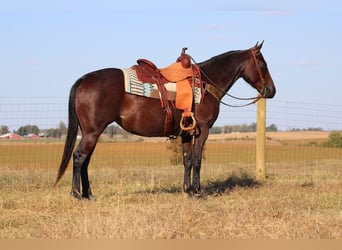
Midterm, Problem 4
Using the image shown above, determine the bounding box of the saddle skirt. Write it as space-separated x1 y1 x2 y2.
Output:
121 67 202 104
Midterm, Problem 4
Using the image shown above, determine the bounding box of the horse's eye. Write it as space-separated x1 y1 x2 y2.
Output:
260 62 266 70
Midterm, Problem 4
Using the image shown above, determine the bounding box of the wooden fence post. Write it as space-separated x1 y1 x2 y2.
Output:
256 98 266 182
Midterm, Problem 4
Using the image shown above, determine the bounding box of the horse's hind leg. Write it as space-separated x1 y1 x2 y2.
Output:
71 133 99 200
80 150 96 200
71 145 83 199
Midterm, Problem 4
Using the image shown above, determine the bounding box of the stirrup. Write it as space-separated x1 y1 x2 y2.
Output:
180 112 196 131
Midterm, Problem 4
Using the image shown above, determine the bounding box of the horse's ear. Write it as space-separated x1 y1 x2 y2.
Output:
252 41 264 54
254 40 264 51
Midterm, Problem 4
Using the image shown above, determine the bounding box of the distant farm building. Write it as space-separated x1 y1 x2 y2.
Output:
0 133 23 139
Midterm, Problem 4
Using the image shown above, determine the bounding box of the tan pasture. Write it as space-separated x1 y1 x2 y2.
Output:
0 132 341 239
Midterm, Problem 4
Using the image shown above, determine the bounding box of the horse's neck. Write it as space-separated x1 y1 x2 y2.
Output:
200 51 247 93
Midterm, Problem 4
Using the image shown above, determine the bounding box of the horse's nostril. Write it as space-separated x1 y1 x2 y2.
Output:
265 86 276 98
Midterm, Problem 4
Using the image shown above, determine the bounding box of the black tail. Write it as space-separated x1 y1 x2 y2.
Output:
54 79 82 187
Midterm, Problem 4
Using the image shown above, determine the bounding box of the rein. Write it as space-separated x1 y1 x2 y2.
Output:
190 49 265 108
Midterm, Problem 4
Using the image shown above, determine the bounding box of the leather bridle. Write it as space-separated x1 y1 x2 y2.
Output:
249 48 267 98
193 48 266 107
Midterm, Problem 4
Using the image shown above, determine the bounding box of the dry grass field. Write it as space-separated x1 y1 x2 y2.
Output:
0 132 341 239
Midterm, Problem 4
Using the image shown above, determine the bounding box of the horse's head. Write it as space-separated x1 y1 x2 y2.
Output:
242 41 276 98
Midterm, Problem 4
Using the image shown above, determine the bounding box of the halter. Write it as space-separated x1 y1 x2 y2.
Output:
192 48 266 108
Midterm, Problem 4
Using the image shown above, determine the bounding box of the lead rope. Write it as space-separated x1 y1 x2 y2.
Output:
220 96 260 107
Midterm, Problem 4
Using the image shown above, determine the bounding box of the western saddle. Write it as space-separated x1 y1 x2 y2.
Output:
131 48 201 134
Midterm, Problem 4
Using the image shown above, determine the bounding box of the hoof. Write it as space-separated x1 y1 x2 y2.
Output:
81 193 97 202
84 194 97 202
193 190 206 199
183 184 192 194
71 190 96 202
188 188 205 198
71 190 82 200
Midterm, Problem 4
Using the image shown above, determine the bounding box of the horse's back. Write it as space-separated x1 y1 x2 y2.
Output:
80 68 124 86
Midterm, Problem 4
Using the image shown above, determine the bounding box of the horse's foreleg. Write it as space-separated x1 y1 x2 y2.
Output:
81 152 96 201
183 153 192 193
191 154 202 193
191 130 208 194
182 136 193 193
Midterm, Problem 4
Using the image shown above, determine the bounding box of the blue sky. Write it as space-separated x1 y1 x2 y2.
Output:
1 0 342 130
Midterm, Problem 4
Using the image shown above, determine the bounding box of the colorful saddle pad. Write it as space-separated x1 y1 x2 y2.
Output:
121 68 202 104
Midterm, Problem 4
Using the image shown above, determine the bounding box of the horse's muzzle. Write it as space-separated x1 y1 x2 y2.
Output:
264 85 276 98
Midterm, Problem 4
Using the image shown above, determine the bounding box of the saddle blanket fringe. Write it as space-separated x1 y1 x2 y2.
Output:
121 68 202 104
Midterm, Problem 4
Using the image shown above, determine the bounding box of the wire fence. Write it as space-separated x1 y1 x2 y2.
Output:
0 97 341 182
0 97 341 132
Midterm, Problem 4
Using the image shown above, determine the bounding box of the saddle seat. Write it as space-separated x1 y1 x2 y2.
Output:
133 59 170 85
133 58 202 89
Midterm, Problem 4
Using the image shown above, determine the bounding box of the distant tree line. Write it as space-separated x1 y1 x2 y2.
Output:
0 121 68 138
2 122 330 139
0 122 126 138
1 122 280 137
0 125 10 135
101 123 279 137
209 123 278 134
17 125 40 136
43 121 67 138
290 127 323 132
103 125 127 138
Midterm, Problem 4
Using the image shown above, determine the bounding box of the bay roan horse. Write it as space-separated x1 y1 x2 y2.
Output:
54 42 275 200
